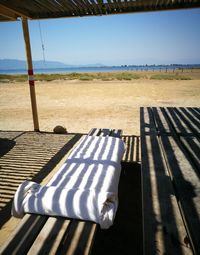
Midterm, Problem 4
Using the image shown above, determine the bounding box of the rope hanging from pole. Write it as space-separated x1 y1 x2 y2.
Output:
38 20 46 64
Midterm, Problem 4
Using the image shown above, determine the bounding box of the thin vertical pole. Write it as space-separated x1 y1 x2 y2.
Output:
22 18 39 131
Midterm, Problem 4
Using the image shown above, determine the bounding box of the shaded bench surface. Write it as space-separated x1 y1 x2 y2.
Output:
0 128 122 255
141 107 200 255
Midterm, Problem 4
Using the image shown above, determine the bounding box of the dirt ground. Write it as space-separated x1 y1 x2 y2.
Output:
0 77 200 136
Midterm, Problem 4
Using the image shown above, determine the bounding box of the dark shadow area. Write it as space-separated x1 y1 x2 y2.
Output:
58 220 96 255
0 132 83 228
167 107 200 139
0 138 16 157
187 107 200 119
194 107 200 115
179 107 200 132
161 107 200 177
141 107 187 254
166 107 200 178
92 162 142 255
148 107 200 254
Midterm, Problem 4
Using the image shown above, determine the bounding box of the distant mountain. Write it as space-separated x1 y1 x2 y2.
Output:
0 59 25 70
0 59 70 70
33 60 69 69
0 59 106 70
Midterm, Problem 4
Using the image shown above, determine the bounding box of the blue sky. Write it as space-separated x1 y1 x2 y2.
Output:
0 8 200 65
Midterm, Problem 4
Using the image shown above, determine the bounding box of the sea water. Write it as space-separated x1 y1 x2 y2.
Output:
0 65 199 75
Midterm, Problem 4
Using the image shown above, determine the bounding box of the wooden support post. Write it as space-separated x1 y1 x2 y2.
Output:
22 18 39 131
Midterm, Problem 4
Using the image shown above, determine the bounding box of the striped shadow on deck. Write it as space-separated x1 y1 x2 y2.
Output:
141 107 200 255
0 131 82 226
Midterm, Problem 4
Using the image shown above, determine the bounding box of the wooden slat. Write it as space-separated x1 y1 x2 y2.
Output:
187 107 200 119
141 107 191 254
88 128 122 137
180 136 200 170
32 0 56 14
165 107 193 136
175 107 200 137
152 107 200 254
88 128 100 136
0 214 48 254
67 0 85 16
179 107 200 131
80 0 95 15
27 217 71 255
165 107 200 137
73 0 87 13
151 107 171 135
110 129 122 138
194 107 200 114
156 107 200 170
0 4 18 20
61 220 97 255
0 3 29 20
42 0 65 12
100 128 111 136
86 0 98 15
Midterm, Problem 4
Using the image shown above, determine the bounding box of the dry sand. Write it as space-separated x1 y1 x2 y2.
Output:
0 78 200 136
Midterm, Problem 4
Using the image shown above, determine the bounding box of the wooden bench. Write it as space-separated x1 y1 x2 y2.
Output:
0 128 122 255
141 107 200 255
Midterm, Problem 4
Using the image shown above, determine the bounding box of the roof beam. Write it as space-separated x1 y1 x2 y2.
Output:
0 3 30 21
0 4 18 21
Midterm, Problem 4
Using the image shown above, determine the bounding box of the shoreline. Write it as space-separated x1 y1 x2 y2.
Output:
1 69 200 83
0 64 200 75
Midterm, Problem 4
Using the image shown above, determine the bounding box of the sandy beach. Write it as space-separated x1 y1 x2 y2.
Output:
1 75 200 136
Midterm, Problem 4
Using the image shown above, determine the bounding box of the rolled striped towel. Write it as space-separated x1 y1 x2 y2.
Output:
12 136 125 229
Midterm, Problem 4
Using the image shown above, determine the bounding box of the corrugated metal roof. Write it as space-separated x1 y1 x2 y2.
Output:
0 0 200 21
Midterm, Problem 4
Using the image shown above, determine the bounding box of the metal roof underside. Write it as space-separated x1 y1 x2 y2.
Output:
0 0 200 21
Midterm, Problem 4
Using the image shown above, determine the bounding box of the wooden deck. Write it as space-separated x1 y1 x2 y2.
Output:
141 107 200 255
1 107 199 254
0 131 82 227
0 129 141 254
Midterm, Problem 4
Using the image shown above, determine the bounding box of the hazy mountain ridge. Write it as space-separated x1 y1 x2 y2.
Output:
0 59 105 70
0 59 199 71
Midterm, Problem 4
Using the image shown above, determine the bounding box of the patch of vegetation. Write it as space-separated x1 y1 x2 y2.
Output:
150 74 192 80
0 74 27 82
1 71 195 83
79 75 94 81
116 72 142 80
101 77 115 81
0 72 144 83
34 73 69 81
66 72 81 80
